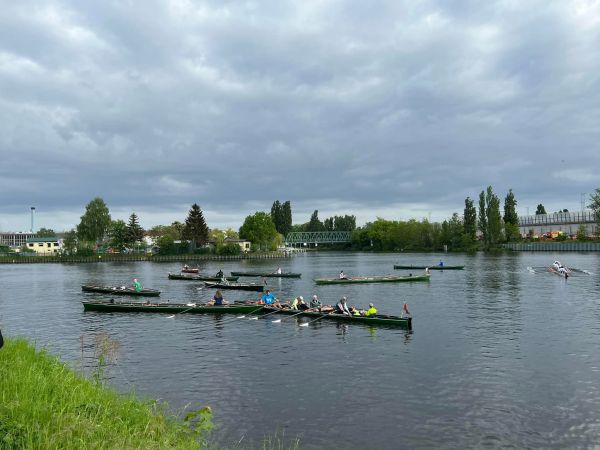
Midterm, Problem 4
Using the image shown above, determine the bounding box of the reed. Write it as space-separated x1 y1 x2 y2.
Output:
0 337 211 449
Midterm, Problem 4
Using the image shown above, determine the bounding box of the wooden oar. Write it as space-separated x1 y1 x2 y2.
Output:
272 310 305 323
167 304 198 319
299 312 333 327
249 308 283 320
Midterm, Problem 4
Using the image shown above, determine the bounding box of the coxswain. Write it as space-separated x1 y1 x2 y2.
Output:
364 303 378 317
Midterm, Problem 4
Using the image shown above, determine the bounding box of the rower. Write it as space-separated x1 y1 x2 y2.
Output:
261 289 276 306
335 296 351 315
291 296 302 310
310 294 321 309
339 270 347 280
276 267 282 274
216 269 224 278
298 298 310 311
438 260 444 268
364 303 377 317
132 278 142 292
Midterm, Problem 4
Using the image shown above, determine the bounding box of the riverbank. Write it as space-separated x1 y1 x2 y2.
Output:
0 251 290 264
0 337 210 449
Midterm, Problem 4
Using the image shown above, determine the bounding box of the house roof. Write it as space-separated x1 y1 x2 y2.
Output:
26 237 59 243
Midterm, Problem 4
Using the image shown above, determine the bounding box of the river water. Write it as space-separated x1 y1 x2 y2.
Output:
1 252 600 449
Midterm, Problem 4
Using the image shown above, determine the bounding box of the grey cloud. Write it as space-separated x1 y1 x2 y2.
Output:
1 0 599 231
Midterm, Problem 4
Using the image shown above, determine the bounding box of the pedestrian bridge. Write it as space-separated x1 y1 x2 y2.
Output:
518 211 597 237
285 231 352 245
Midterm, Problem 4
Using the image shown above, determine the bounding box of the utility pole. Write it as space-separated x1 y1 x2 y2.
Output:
30 206 36 233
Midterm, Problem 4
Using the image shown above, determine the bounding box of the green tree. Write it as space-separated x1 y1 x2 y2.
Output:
463 197 477 242
270 200 283 233
182 204 209 248
76 197 111 247
478 190 488 246
576 224 588 241
62 229 78 255
108 220 128 252
535 204 547 215
239 212 278 250
486 186 503 247
37 227 56 237
126 213 145 249
281 201 292 236
503 189 520 242
306 210 325 232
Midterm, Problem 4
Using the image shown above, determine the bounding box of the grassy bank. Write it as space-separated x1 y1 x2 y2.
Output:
0 337 210 449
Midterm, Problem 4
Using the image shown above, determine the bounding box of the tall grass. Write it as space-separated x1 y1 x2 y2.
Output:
0 337 211 450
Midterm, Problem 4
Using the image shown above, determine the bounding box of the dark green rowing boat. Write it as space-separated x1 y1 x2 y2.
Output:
230 271 301 278
263 306 412 329
314 275 430 285
204 282 264 292
82 301 263 314
81 285 161 297
393 265 464 270
168 273 239 282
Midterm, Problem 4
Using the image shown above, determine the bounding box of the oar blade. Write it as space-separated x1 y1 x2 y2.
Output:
299 323 309 327
272 319 282 323
249 317 259 320
236 315 246 319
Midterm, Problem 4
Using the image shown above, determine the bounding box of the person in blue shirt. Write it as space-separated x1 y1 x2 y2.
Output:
261 289 276 305
438 260 444 268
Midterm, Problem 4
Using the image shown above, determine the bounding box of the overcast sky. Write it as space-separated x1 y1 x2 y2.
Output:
1 0 599 232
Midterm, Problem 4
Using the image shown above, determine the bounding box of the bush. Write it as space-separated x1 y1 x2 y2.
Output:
193 247 213 255
216 243 241 255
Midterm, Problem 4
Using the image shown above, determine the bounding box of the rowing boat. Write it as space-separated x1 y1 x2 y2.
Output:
263 306 412 329
204 282 265 292
168 273 239 282
314 275 431 285
547 266 569 278
393 265 464 270
82 300 263 314
81 285 161 297
230 271 302 278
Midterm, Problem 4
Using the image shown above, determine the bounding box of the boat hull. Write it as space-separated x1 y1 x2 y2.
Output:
81 285 161 297
204 282 265 292
168 274 239 282
82 301 263 314
230 271 301 278
393 265 464 270
314 275 430 285
263 306 412 329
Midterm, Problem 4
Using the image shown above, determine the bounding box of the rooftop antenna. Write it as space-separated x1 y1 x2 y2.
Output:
30 206 36 233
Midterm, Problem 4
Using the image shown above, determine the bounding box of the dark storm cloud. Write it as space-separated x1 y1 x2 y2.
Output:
1 0 599 230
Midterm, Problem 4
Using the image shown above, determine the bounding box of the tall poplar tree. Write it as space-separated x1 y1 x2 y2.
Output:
535 204 547 215
182 203 209 247
463 197 477 241
478 191 488 246
486 186 503 246
270 200 283 233
281 201 292 235
503 189 520 242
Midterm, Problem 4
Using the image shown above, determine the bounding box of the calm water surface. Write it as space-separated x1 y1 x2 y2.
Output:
2 252 600 449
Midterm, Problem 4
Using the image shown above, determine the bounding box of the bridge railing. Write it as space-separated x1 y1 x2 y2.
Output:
518 211 595 226
285 231 352 244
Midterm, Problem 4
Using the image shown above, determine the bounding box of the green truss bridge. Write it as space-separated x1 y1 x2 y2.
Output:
285 231 352 245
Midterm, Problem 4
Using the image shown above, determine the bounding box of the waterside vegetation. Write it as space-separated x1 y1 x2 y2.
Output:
0 337 211 450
